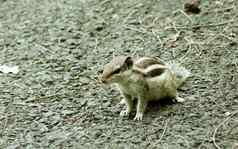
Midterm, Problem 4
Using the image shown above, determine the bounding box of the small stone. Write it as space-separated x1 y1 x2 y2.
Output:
225 112 231 116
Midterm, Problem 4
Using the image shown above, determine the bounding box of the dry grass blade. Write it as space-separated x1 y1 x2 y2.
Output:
166 20 236 30
158 119 169 143
213 110 238 149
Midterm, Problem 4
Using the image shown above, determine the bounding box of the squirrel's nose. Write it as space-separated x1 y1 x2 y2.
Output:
99 76 107 84
101 79 106 84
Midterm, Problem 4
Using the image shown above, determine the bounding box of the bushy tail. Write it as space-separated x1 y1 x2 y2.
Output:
167 62 191 88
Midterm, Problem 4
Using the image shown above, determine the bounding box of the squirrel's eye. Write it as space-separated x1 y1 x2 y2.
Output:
113 68 121 74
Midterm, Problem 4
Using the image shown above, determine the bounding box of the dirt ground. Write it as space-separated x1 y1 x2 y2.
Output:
0 0 237 148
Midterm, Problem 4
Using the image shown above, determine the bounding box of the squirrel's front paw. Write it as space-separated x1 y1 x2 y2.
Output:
120 110 130 117
119 99 125 105
133 112 143 121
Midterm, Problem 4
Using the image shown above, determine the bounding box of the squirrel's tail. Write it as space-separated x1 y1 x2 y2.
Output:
167 62 191 88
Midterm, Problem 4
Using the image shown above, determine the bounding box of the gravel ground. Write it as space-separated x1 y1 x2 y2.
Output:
0 0 237 148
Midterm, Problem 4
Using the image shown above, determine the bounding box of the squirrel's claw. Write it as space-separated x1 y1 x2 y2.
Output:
134 112 143 121
172 96 185 103
175 96 185 103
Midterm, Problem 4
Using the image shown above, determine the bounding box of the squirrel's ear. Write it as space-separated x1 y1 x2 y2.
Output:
125 56 133 68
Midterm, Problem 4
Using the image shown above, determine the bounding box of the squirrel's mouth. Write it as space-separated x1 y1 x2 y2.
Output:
99 75 109 84
100 72 116 84
101 79 107 84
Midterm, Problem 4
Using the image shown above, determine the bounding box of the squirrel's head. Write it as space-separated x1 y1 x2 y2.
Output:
100 56 133 84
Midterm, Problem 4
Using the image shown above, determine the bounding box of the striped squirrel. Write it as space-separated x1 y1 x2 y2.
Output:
100 56 191 120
